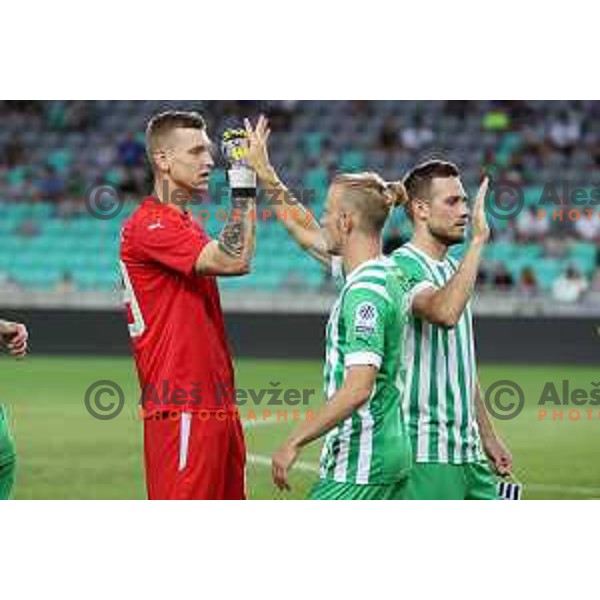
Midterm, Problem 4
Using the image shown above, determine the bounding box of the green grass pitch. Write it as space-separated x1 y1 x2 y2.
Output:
1 356 599 499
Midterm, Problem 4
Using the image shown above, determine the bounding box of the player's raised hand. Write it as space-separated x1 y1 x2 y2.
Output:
471 175 490 245
244 115 275 184
0 321 29 358
272 441 299 491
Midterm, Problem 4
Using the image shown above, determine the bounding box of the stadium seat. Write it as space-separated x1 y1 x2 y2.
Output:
338 150 365 173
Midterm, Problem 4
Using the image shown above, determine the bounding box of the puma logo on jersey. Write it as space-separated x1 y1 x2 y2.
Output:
147 222 165 230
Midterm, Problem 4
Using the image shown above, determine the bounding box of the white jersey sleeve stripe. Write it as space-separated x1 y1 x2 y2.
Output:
355 390 376 484
178 412 192 472
405 280 436 313
345 351 383 368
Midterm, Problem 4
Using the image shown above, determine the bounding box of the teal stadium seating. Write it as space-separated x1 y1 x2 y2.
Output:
0 171 597 294
1 194 597 293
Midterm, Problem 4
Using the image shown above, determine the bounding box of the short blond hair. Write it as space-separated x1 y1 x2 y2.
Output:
145 110 206 166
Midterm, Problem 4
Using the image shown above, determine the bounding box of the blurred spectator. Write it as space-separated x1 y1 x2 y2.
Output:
348 100 373 117
518 267 538 295
544 237 568 260
482 106 510 131
119 165 148 196
378 118 400 153
401 114 433 150
588 135 600 167
516 206 550 242
118 133 145 167
36 166 65 201
491 223 515 243
443 100 470 120
47 101 67 130
548 111 581 154
65 101 93 131
552 266 588 302
520 123 549 167
493 263 514 289
502 101 535 129
266 100 297 131
66 167 86 198
3 134 25 167
482 148 500 179
573 209 600 242
477 263 492 288
96 143 117 169
212 100 260 123
58 167 89 218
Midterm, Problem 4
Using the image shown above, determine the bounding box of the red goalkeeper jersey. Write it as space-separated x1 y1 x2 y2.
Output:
119 198 235 415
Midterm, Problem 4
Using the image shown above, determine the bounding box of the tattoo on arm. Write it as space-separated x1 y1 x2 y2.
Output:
218 196 256 259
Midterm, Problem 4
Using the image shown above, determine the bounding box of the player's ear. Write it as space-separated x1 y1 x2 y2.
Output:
153 149 171 174
412 197 429 221
340 210 353 234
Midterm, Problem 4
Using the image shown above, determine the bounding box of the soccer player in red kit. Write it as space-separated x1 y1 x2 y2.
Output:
119 111 257 500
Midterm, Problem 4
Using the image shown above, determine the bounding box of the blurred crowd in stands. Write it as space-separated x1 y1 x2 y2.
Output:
0 100 599 302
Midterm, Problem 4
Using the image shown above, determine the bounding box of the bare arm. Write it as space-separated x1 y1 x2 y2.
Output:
271 365 377 490
245 116 331 267
194 196 256 276
412 239 485 327
261 168 330 265
475 378 497 443
475 376 513 476
412 177 489 327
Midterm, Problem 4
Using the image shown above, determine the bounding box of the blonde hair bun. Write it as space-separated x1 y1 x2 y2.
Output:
386 181 409 207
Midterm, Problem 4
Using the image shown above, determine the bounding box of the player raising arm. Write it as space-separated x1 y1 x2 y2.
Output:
120 111 257 500
392 161 511 498
246 115 489 325
244 115 330 266
247 116 511 498
0 319 28 500
272 173 413 499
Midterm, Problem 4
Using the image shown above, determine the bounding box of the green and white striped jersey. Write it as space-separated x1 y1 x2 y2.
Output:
391 243 484 464
320 258 412 485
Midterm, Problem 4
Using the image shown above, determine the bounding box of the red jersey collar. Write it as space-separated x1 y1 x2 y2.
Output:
141 196 192 222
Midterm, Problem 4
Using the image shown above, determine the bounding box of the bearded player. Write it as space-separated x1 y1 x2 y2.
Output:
246 116 512 499
388 161 512 499
0 319 28 499
120 111 257 500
